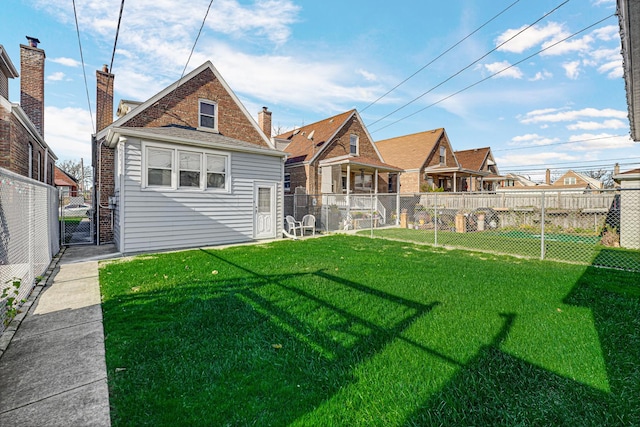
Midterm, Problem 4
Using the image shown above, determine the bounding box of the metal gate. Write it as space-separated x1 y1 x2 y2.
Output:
59 195 94 245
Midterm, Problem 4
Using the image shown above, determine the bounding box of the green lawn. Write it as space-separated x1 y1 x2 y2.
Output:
370 227 640 271
100 235 640 426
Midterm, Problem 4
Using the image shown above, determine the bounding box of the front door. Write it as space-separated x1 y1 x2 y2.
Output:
254 182 277 239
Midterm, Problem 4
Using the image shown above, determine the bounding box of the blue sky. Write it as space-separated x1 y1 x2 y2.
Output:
2 0 638 179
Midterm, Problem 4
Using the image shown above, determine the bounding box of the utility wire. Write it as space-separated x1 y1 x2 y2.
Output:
502 157 640 171
371 13 616 134
367 0 570 127
109 0 126 73
72 0 95 134
493 134 629 152
360 0 521 113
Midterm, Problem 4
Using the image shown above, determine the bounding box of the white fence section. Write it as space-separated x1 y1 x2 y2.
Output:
285 188 640 272
0 167 60 333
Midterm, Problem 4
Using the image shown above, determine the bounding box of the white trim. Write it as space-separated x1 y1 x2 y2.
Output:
141 140 231 193
253 181 277 239
198 98 218 132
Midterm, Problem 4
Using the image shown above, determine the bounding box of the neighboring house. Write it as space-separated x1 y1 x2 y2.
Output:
375 128 482 193
548 170 603 190
454 147 501 191
274 109 402 195
617 0 640 141
497 173 539 190
93 61 286 253
0 38 57 183
54 166 78 196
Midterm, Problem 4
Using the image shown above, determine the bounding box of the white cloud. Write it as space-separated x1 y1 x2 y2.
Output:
567 119 627 130
49 57 80 67
357 69 378 82
496 21 566 54
598 59 623 79
46 72 66 82
480 61 523 79
520 107 627 124
567 133 635 151
44 106 94 162
529 70 552 81
562 61 581 79
592 25 619 41
497 151 578 167
540 35 593 56
509 133 559 146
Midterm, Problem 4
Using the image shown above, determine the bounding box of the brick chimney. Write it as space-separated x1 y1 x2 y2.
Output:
258 106 272 138
96 64 115 131
20 36 45 136
545 168 551 185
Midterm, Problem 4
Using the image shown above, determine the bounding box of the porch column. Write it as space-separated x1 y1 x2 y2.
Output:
374 169 379 194
453 172 457 192
346 163 351 220
396 172 401 226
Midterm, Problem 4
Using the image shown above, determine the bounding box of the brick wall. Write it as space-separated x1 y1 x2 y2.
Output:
20 44 45 137
124 68 268 147
95 67 115 244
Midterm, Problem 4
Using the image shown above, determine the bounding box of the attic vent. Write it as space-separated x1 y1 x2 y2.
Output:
329 119 334 123
292 129 300 136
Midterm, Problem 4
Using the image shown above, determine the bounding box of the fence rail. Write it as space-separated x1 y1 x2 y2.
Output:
0 167 60 333
285 188 640 272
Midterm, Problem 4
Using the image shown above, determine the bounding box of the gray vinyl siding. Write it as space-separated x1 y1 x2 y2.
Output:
118 137 283 254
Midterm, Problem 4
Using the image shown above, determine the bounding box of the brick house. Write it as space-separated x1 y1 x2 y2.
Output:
546 170 603 190
375 128 483 193
454 147 501 191
275 109 401 196
54 166 79 196
93 61 286 253
0 38 57 183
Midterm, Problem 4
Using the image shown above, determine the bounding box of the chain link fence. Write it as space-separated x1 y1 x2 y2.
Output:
0 167 60 333
285 188 640 272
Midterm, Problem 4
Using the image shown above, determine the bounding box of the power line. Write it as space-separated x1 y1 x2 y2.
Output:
367 0 570 128
370 13 616 134
493 134 629 152
109 0 126 73
501 157 640 171
163 0 214 110
72 0 95 134
360 0 521 113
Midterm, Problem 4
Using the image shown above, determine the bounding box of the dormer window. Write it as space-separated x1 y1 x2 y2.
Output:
350 134 358 155
199 99 218 131
439 146 446 165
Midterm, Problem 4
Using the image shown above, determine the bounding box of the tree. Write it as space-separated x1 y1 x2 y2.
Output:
57 159 93 192
583 169 615 189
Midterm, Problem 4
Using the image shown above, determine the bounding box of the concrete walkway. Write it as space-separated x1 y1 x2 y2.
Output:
0 244 120 427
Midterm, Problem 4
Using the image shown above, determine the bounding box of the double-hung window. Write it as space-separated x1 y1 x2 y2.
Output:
147 147 173 187
179 151 202 188
350 134 358 155
199 100 217 131
284 173 291 192
564 177 576 185
439 146 446 164
206 154 226 189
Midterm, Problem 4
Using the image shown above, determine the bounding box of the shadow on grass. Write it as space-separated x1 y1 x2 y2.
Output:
103 250 438 426
404 265 640 426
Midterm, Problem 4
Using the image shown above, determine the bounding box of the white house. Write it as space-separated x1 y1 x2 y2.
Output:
93 61 286 254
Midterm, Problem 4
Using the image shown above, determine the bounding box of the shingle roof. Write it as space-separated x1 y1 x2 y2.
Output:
454 147 491 171
275 110 355 163
375 128 444 170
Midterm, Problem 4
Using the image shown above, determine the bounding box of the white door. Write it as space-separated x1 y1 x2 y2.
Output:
254 182 277 239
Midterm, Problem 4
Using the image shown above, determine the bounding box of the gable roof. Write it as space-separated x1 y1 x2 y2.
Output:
0 45 19 81
276 110 366 164
96 61 274 149
375 128 450 170
454 147 492 171
554 170 603 189
54 166 78 187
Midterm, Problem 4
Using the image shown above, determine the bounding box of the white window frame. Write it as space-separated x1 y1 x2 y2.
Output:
284 172 291 192
439 146 446 165
350 134 359 155
28 143 33 178
178 150 202 189
354 173 372 191
205 153 227 190
198 99 218 132
564 177 576 185
142 141 230 192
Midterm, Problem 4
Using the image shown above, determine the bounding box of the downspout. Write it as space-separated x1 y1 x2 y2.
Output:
44 147 49 184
